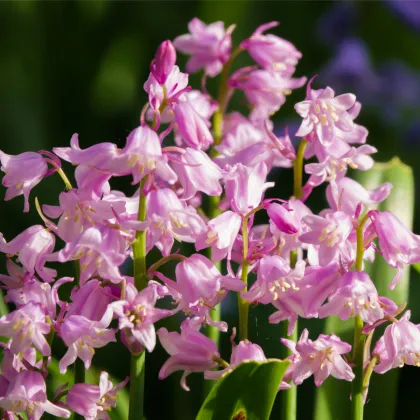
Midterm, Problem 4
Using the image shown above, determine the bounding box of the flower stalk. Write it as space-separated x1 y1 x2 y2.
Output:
129 176 148 420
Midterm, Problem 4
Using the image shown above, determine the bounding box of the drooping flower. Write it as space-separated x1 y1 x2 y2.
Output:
0 370 70 420
373 311 420 374
299 211 354 266
173 18 234 77
295 85 357 145
59 309 116 373
369 210 420 289
0 151 48 212
241 22 302 76
195 211 241 261
224 162 274 217
281 329 354 386
159 254 244 330
158 318 220 390
66 371 129 420
111 282 172 354
0 302 51 356
0 225 56 282
318 271 398 325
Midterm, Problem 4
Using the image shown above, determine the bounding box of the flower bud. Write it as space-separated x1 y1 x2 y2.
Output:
151 40 177 85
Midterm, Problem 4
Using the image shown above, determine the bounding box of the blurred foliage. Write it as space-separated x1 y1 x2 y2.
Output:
0 1 420 419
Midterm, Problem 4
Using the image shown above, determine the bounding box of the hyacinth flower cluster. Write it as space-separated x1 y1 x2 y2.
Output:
0 18 419 420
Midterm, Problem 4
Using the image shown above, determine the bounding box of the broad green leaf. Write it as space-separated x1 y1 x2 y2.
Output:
314 157 414 420
197 360 289 420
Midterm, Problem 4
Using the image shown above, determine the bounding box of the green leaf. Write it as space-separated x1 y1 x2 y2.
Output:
412 263 420 274
314 157 414 420
197 360 289 420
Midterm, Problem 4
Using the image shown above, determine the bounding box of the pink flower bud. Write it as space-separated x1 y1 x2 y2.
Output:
151 40 177 85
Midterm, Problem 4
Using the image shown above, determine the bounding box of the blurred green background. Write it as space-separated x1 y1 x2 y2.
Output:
1 1 420 419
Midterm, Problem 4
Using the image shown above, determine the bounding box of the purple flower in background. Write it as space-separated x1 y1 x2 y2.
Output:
385 0 420 31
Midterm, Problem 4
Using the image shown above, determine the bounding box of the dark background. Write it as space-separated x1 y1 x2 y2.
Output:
0 1 420 419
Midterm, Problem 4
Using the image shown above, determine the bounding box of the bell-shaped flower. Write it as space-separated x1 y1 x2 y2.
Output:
326 177 392 217
0 225 56 282
146 188 205 256
0 302 51 356
295 85 357 145
195 211 241 261
205 340 267 380
171 147 223 199
281 329 354 386
151 40 177 85
66 279 116 322
224 162 274 216
173 18 233 77
267 202 299 234
111 282 172 354
242 255 305 305
174 101 214 150
299 211 354 266
373 311 420 374
229 67 306 121
0 370 70 420
161 254 244 330
56 227 126 285
66 371 129 420
369 210 420 289
158 318 220 390
319 271 398 325
0 151 48 212
241 22 302 76
59 309 116 373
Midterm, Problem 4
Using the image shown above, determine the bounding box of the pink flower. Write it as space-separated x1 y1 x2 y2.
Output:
0 371 70 420
295 86 357 145
145 188 205 256
242 255 305 305
171 147 223 199
158 319 220 390
0 151 48 212
267 202 299 234
241 22 302 76
0 225 56 282
66 371 129 420
319 271 398 325
299 211 354 266
59 309 116 373
0 302 51 356
281 329 354 386
56 227 126 285
111 283 172 354
369 210 420 289
173 18 234 77
160 254 244 330
151 40 177 85
326 177 392 217
224 162 274 216
174 101 214 150
229 68 306 120
195 211 241 261
205 340 267 380
373 311 420 374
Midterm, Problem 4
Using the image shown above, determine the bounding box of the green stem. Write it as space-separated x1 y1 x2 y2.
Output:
293 139 308 199
129 352 146 420
280 250 298 420
238 218 250 341
351 215 369 420
129 177 148 420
